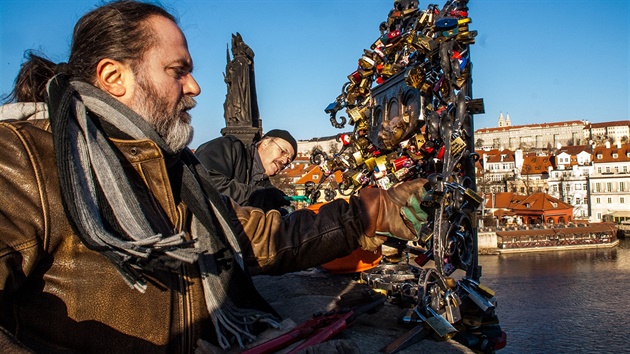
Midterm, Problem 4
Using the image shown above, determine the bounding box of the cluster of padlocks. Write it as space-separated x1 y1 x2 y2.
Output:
309 0 506 351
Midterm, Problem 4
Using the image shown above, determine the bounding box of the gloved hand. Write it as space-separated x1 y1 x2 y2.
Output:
357 178 429 250
248 187 290 212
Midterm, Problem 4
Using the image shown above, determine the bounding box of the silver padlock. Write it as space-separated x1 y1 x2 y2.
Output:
443 290 462 324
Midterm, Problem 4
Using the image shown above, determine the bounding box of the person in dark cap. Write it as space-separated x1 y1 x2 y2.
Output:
195 129 297 212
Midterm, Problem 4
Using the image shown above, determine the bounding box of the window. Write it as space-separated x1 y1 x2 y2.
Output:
596 212 602 220
596 183 601 192
621 182 626 192
607 197 612 204
596 197 601 204
565 185 571 192
552 185 558 192
624 166 628 173
606 167 611 173
576 198 581 204
606 182 612 192
597 167 602 173
621 197 626 204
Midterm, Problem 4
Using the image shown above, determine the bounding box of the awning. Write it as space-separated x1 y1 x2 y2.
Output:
611 211 630 217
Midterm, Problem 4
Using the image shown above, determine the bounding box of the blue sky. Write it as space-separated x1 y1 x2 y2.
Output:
1 0 628 150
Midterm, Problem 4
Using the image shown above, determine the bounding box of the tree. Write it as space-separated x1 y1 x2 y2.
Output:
521 164 533 195
328 141 339 155
475 138 484 149
310 144 323 155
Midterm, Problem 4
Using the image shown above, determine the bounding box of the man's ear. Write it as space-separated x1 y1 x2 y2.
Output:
95 58 132 98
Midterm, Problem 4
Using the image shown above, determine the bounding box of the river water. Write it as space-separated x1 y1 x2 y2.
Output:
477 238 630 353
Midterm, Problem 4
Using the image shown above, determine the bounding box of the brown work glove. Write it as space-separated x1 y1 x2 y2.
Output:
357 178 429 250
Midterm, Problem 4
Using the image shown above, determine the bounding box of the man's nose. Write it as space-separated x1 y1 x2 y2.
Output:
280 155 291 166
182 73 201 96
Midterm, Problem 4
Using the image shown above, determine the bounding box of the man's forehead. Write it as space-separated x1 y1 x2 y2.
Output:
275 138 294 152
146 16 193 65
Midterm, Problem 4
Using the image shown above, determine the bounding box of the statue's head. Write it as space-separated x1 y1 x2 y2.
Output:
378 115 420 150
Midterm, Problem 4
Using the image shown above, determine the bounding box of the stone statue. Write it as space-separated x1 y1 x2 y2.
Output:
223 32 262 127
221 33 262 144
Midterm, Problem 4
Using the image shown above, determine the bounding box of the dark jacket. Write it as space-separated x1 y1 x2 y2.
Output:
0 114 364 353
195 135 288 211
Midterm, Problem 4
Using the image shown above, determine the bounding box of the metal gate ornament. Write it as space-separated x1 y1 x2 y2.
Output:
312 0 507 351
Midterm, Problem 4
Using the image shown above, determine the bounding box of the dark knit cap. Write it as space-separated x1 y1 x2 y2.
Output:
263 129 298 159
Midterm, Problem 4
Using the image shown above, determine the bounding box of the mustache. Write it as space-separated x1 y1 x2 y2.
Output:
178 96 197 111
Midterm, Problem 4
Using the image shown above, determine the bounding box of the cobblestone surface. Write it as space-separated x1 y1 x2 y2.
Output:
252 268 473 354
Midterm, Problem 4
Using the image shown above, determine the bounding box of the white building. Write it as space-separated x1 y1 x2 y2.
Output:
475 116 587 150
585 121 630 145
546 146 594 220
589 142 630 222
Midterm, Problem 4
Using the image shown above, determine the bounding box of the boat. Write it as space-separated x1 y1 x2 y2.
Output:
495 222 619 253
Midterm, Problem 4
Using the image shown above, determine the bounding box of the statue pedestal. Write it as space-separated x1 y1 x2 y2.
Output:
221 126 262 146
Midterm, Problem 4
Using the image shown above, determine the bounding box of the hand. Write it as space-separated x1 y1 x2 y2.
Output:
248 187 290 211
357 178 429 248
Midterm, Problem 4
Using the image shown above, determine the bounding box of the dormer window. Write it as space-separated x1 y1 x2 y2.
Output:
597 154 603 159
551 202 557 208
612 153 618 158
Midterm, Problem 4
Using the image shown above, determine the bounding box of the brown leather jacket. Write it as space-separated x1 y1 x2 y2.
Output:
0 117 364 353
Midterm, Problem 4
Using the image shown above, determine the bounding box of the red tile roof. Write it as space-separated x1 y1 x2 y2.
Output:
592 143 630 163
511 193 572 211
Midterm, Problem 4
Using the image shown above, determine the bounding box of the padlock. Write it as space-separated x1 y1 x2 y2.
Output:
417 9 434 28
457 17 471 26
458 281 495 313
450 135 466 156
392 156 413 171
376 175 393 189
404 66 426 89
464 277 497 298
424 305 457 339
381 63 396 77
441 28 459 38
443 290 462 324
434 17 458 30
398 307 426 324
358 55 375 70
393 166 412 181
463 188 484 209
347 106 367 124
373 155 388 175
349 170 367 187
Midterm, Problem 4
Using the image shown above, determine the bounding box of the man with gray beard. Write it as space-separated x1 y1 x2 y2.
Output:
0 1 428 353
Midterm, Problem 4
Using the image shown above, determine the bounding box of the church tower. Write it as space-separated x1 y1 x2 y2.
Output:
498 112 505 127
505 113 511 126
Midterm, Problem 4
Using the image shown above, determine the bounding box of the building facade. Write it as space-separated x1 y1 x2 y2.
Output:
589 142 630 222
475 119 586 150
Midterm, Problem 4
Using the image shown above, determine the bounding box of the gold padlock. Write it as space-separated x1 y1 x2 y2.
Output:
347 106 367 124
365 157 377 171
352 151 364 166
450 136 466 156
